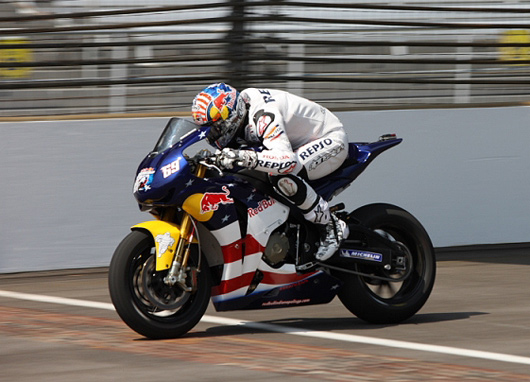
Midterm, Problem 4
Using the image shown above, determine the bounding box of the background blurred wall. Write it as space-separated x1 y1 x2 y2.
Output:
2 106 529 273
2 1 530 117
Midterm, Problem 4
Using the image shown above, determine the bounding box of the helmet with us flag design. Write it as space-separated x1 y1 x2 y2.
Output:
191 83 247 149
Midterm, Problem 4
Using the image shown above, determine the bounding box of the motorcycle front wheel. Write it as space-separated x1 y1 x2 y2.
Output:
108 230 211 339
334 203 436 324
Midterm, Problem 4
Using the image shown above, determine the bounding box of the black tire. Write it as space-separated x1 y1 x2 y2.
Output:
334 203 436 324
108 230 211 339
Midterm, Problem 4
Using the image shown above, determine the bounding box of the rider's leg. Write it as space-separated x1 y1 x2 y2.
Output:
295 129 349 181
269 173 348 263
269 173 330 224
294 130 350 262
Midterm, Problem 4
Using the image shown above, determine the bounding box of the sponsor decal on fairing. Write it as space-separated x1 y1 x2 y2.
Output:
262 299 311 307
200 185 234 214
133 167 155 192
155 232 175 257
340 249 383 262
247 198 276 217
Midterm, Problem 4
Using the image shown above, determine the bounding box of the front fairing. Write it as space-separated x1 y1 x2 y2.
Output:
132 118 275 219
133 118 212 209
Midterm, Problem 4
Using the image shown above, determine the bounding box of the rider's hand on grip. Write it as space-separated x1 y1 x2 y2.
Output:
235 150 258 169
216 148 238 169
216 148 257 170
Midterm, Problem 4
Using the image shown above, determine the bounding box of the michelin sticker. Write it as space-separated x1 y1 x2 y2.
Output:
340 249 383 262
155 232 175 257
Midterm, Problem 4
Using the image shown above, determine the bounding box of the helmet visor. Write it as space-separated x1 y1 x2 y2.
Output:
206 119 239 149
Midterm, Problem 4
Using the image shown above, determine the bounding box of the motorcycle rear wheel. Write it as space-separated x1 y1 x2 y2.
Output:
334 203 436 324
108 230 211 339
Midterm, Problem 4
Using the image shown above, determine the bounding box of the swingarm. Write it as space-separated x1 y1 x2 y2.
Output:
325 219 413 282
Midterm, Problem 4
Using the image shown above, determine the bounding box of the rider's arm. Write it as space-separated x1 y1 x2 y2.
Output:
251 109 299 175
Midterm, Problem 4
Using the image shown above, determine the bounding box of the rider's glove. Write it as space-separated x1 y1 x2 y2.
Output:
235 150 258 169
216 148 237 169
217 148 258 170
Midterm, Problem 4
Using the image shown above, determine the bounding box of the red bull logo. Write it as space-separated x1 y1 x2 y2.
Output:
247 198 276 217
208 90 236 122
192 84 237 125
213 91 231 110
200 186 234 214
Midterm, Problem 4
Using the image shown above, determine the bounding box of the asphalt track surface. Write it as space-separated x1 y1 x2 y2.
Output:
1 246 530 382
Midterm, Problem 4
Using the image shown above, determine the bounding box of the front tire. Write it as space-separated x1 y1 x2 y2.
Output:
335 203 436 324
108 230 211 339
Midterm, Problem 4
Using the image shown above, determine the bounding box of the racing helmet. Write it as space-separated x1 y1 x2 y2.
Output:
191 83 247 149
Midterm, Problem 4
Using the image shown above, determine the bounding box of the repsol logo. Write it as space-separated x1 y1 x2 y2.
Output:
299 139 333 160
257 159 297 174
259 89 275 103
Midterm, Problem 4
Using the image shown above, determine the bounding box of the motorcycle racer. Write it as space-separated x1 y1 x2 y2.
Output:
191 83 349 266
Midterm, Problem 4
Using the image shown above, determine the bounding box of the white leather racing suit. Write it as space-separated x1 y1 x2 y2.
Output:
240 88 349 224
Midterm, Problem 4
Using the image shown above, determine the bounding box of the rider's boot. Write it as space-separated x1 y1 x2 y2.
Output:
296 197 349 271
314 214 349 262
267 174 349 270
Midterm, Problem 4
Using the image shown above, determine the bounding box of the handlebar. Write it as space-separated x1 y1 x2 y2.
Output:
189 149 225 176
198 159 224 176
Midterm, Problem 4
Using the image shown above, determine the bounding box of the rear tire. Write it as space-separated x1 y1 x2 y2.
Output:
108 230 211 339
334 203 436 324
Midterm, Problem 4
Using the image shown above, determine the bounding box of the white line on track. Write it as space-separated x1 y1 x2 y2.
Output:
2 289 530 366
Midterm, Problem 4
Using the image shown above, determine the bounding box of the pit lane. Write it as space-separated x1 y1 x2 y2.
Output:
1 246 530 381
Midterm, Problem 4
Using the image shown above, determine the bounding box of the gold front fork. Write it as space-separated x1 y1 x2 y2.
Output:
163 164 207 290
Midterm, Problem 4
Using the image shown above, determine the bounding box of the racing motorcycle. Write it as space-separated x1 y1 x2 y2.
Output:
108 117 436 339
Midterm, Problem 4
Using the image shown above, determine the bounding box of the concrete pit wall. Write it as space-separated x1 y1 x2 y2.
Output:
1 106 529 273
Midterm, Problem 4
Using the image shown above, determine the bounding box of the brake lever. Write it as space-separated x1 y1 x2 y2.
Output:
199 159 224 177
